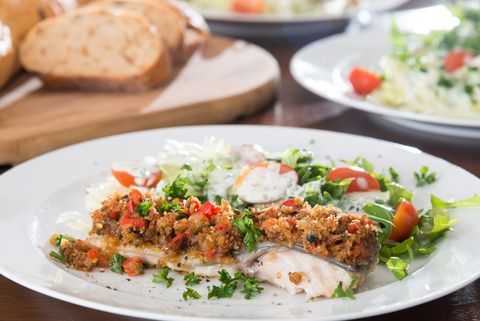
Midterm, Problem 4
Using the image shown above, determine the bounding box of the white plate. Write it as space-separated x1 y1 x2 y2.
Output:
182 0 409 38
0 125 479 321
290 5 480 138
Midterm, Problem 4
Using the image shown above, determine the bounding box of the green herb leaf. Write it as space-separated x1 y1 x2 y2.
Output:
281 147 313 168
163 176 189 199
363 203 394 244
183 287 201 301
387 182 413 208
341 157 375 173
386 257 409 280
160 200 183 213
233 209 260 252
296 164 330 185
184 272 201 286
181 164 192 171
137 201 152 217
208 270 239 299
110 253 126 274
49 251 64 262
414 166 437 187
389 167 400 183
238 274 263 299
431 194 480 209
153 267 174 288
331 277 358 299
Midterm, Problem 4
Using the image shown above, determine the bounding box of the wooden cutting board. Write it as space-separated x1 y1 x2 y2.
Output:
0 36 279 165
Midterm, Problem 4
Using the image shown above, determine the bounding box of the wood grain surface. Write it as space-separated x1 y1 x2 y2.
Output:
0 36 278 164
1 1 480 321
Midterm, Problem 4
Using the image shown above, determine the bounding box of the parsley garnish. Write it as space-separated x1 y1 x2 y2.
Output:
153 267 174 288
183 287 201 301
163 176 189 199
233 209 260 252
110 253 126 274
414 166 437 187
184 272 201 286
160 200 182 213
136 201 152 217
331 277 358 299
207 270 263 300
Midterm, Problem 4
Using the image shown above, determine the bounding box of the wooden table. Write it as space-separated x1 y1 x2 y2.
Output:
1 0 480 320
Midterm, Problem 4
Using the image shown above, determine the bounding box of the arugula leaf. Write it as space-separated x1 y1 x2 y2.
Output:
49 251 64 262
184 272 201 286
389 167 400 183
387 182 413 208
152 267 174 288
54 234 76 246
110 253 126 274
183 287 201 301
331 277 358 299
386 257 409 280
233 210 260 252
136 201 152 217
281 147 313 168
208 270 239 299
431 194 480 209
163 176 189 199
363 203 394 244
341 157 375 173
296 164 330 185
414 166 437 187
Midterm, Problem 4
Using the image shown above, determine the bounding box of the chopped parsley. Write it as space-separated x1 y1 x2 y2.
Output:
331 277 358 299
159 200 182 213
152 267 174 288
414 166 437 187
163 176 189 199
183 287 201 301
207 270 263 300
136 201 152 217
110 253 126 274
233 209 261 252
184 272 201 286
235 272 264 299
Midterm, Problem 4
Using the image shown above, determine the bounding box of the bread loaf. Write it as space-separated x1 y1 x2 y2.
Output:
96 0 187 58
20 6 172 91
0 0 89 88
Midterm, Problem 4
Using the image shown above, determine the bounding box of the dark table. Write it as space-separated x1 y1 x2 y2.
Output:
2 0 480 320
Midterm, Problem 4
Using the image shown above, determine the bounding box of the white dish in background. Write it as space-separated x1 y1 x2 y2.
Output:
290 5 480 138
0 125 480 321
182 0 409 38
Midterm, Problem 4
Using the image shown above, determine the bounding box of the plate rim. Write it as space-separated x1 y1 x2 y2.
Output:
1 124 480 321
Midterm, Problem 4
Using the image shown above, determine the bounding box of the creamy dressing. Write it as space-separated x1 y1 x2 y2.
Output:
342 191 388 213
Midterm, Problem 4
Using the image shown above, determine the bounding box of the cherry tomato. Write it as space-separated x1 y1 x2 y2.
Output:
389 200 419 242
444 50 474 73
198 201 220 219
327 167 380 193
231 0 264 13
122 256 144 276
281 198 296 207
235 162 296 187
349 67 382 96
119 216 146 229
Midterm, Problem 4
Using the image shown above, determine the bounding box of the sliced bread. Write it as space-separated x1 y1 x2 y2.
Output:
20 6 172 91
95 0 187 58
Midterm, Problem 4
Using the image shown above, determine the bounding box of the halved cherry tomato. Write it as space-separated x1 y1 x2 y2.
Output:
349 67 382 96
281 198 296 207
444 50 474 73
388 200 419 242
122 256 144 276
163 233 191 251
86 248 99 261
327 167 380 193
198 201 220 219
111 167 163 188
231 0 264 13
119 216 146 229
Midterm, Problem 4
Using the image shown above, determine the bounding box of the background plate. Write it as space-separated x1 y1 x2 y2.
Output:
0 125 479 321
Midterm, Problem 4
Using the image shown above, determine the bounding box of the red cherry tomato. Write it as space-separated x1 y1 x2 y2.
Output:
444 50 474 73
122 256 144 276
389 200 419 242
111 164 163 188
327 167 380 193
281 198 296 207
231 0 264 13
349 67 382 96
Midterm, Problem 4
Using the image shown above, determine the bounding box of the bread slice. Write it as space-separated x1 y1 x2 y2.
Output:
20 6 172 91
96 0 186 58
